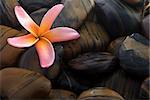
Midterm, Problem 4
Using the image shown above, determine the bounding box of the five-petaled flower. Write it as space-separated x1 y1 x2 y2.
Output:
7 4 80 68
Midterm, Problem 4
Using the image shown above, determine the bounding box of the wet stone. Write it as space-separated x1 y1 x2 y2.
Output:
95 0 141 39
62 21 110 60
52 0 95 29
0 68 51 99
118 33 149 77
30 8 49 25
107 37 126 56
18 0 61 13
142 14 150 39
48 89 76 100
0 0 20 28
140 77 150 99
19 45 63 80
0 25 26 68
78 87 124 100
53 69 89 94
68 52 118 76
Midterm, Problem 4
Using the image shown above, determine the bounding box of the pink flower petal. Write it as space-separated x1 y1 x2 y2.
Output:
15 6 39 37
35 37 55 68
39 4 64 35
7 34 38 48
43 27 80 43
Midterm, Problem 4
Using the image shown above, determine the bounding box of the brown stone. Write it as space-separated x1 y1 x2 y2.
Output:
52 0 95 29
142 14 150 39
118 33 149 77
78 87 124 100
140 77 150 99
68 52 118 75
19 45 63 79
0 0 20 28
0 68 51 99
62 21 110 60
0 25 26 68
107 37 126 56
48 89 76 100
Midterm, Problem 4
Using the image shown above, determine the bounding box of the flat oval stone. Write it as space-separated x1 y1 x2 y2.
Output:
0 0 20 28
0 25 26 68
18 0 61 13
52 0 95 29
0 68 51 99
68 52 118 75
142 14 149 39
95 0 141 39
78 87 124 100
48 89 76 100
62 21 110 60
118 33 149 77
19 45 63 80
140 77 150 99
107 37 126 56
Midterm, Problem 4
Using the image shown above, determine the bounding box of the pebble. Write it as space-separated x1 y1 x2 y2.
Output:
118 33 149 77
0 25 26 68
0 68 51 99
78 87 124 100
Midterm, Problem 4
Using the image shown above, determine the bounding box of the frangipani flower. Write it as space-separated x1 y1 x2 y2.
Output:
7 4 80 68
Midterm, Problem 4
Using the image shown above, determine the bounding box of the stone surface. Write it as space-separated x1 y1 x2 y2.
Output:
19 45 63 80
30 8 48 25
142 14 149 39
68 52 118 75
53 69 89 94
0 0 20 28
62 21 109 60
78 87 124 100
52 0 95 29
95 0 141 39
18 0 61 13
118 33 149 77
0 25 26 68
123 0 144 10
0 68 51 99
107 37 126 56
48 89 76 100
140 77 150 99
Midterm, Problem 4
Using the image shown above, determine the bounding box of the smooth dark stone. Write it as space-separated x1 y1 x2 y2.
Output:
52 0 95 29
78 87 124 100
0 0 20 28
107 37 126 56
95 0 141 39
48 89 76 100
62 21 110 60
123 0 144 10
0 68 51 99
0 25 26 68
142 14 150 39
19 45 63 80
18 0 61 13
140 77 150 99
94 69 143 100
30 8 48 25
68 52 118 75
53 69 89 94
118 33 149 77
